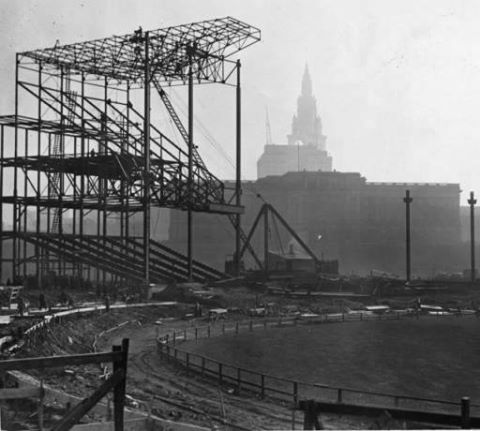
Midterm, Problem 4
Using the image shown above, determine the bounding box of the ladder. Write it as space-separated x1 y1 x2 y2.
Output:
50 74 77 234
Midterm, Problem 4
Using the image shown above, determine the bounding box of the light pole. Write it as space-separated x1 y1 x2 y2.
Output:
403 190 413 283
468 191 477 283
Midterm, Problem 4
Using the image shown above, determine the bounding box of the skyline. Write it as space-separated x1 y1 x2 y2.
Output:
1 0 480 203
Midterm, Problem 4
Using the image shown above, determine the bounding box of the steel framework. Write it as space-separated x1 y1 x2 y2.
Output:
0 17 261 287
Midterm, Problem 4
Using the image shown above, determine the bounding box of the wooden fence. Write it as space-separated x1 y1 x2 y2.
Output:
156 312 480 422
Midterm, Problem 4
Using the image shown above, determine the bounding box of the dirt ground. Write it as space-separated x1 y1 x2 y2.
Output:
11 284 480 429
12 305 385 430
97 314 381 430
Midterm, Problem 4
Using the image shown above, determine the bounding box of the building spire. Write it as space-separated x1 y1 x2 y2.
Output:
265 107 273 146
301 63 312 96
287 64 327 151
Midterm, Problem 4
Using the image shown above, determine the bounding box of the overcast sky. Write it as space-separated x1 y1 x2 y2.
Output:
2 0 480 203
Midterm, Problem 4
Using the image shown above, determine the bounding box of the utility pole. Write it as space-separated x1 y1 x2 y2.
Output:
403 190 413 283
468 191 477 283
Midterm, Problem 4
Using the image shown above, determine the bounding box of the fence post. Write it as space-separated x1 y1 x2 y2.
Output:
237 368 242 393
184 328 187 341
38 380 44 431
195 327 198 343
166 345 170 363
186 353 190 375
218 363 223 385
360 313 363 321
235 322 239 335
173 332 176 345
342 312 345 321
261 374 265 398
461 397 470 429
337 388 343 403
292 381 299 429
113 338 129 430
208 325 211 338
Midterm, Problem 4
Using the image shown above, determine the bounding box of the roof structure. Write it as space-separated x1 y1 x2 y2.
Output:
20 16 261 86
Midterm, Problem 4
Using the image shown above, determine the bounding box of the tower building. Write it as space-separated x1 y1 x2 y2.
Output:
257 65 332 178
287 64 327 149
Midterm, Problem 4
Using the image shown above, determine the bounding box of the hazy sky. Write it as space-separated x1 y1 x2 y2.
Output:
2 0 480 203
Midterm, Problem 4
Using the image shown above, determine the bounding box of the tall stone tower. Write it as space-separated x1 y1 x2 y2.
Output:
257 65 332 178
287 65 327 150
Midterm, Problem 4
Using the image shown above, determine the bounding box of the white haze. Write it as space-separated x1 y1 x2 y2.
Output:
1 0 480 203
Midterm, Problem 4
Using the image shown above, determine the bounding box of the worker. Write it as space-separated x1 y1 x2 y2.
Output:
17 297 25 316
39 293 46 309
105 295 110 313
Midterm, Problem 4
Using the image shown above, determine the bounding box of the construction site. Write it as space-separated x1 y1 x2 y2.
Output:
1 11 480 431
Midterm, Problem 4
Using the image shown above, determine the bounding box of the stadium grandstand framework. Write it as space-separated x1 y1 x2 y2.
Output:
0 17 261 287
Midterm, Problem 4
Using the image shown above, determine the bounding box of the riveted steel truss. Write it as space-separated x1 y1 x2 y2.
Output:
0 17 261 287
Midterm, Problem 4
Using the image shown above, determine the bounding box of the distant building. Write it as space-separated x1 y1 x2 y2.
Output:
168 171 462 276
257 65 332 178
167 67 465 277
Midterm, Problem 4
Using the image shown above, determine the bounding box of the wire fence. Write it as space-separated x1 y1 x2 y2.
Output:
156 311 480 417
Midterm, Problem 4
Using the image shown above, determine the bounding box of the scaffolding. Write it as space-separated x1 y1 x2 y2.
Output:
0 17 261 287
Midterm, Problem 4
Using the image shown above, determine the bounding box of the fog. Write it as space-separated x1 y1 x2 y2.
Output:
1 0 480 202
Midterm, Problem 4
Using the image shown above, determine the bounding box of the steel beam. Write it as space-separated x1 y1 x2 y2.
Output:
235 60 242 275
187 47 194 281
144 31 151 287
468 191 477 283
404 190 413 283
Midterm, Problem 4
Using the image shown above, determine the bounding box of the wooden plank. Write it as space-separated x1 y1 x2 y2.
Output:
297 400 480 428
208 203 244 215
52 368 125 431
0 386 43 400
0 350 123 371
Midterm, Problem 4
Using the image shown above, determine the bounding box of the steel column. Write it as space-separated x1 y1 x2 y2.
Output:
79 72 86 280
187 48 194 281
235 60 242 275
403 190 413 282
13 54 19 281
468 191 477 283
23 131 28 276
36 62 42 287
102 76 108 287
143 31 151 287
